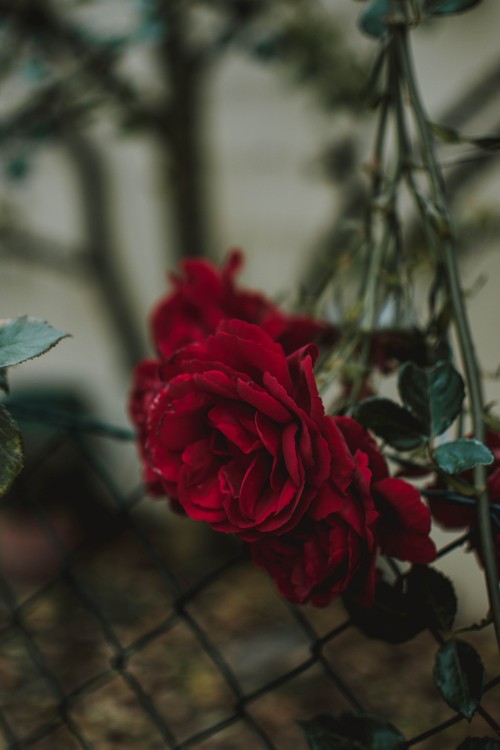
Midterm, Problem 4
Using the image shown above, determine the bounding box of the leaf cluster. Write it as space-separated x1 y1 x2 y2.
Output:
344 565 457 643
354 360 493 476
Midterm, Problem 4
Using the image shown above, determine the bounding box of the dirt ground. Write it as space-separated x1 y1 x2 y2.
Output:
0 497 498 750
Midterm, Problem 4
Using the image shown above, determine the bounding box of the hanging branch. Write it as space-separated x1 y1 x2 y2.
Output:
63 131 147 368
313 0 500 652
395 24 500 654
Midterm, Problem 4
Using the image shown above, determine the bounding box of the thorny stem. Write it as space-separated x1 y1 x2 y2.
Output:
359 57 394 332
336 50 397 409
347 38 405 408
396 26 500 654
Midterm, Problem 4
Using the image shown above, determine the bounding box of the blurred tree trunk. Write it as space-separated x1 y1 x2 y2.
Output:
156 0 212 262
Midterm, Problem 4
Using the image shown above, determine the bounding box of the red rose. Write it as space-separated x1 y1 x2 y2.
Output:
150 249 331 358
250 417 435 607
250 445 380 606
250 514 377 607
334 416 436 565
134 317 435 607
130 250 334 495
144 320 354 540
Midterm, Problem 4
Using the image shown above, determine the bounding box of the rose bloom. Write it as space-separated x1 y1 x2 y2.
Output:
249 448 379 607
250 417 436 607
141 320 435 605
429 430 500 572
144 320 353 539
150 249 332 359
249 515 377 607
131 250 333 494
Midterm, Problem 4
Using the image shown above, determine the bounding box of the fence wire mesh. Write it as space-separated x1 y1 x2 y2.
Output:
0 404 498 750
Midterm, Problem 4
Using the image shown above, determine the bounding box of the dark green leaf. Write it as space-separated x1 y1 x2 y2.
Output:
0 316 69 369
0 404 23 495
434 439 494 475
429 121 462 144
353 398 426 450
344 581 426 644
359 0 391 38
472 136 500 151
406 566 457 631
429 121 500 151
457 739 500 750
424 0 483 16
398 361 465 437
433 639 484 720
299 713 405 750
299 716 364 750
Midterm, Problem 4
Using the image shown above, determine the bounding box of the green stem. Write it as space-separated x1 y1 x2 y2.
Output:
359 69 391 315
347 40 408 407
345 51 393 407
397 27 500 654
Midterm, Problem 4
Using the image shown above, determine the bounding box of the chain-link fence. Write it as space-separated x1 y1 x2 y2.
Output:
0 401 498 750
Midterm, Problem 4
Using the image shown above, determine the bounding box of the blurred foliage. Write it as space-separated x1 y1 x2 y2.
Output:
0 0 368 167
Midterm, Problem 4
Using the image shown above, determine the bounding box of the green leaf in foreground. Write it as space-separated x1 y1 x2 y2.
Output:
398 361 465 437
424 0 483 15
456 739 500 750
433 639 485 720
353 397 426 450
0 404 23 495
434 438 494 475
0 316 69 369
299 713 405 750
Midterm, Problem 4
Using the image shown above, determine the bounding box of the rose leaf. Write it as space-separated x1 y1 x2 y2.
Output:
344 580 426 644
299 713 405 750
406 566 457 632
0 316 69 369
353 397 426 450
434 439 494 475
433 639 485 720
0 404 23 495
429 121 500 151
398 361 465 437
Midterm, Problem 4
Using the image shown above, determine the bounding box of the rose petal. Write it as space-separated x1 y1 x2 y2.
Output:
334 416 388 482
209 403 260 454
282 422 301 487
237 379 291 423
